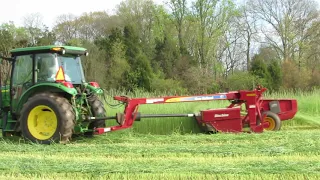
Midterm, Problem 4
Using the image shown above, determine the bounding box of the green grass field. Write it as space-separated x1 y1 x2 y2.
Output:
0 89 319 179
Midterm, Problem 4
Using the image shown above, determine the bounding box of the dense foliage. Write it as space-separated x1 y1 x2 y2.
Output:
1 0 320 94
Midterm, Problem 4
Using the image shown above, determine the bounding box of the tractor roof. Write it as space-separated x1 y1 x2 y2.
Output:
10 45 88 56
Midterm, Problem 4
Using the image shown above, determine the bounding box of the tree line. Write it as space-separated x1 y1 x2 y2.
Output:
1 0 320 94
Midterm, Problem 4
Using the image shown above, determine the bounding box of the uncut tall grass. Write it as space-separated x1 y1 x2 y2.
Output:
102 88 320 134
265 89 320 128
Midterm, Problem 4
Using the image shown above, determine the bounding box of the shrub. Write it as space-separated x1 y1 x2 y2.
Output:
281 60 311 90
225 71 265 91
150 77 187 95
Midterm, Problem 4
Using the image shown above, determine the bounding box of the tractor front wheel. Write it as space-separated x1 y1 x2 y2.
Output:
19 93 75 144
262 111 281 131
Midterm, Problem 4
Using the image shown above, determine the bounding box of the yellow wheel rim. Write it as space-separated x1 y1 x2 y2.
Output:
264 117 276 131
27 105 58 140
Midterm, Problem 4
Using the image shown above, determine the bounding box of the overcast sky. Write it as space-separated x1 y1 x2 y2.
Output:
0 0 164 28
0 0 319 28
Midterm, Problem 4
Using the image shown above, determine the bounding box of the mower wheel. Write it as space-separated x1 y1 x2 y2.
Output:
262 111 281 131
19 93 75 144
85 95 106 136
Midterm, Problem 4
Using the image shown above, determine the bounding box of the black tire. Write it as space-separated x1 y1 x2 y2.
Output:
19 93 75 144
262 111 281 131
84 95 106 136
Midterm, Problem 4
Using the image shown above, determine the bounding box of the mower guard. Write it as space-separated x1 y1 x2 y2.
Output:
260 99 297 121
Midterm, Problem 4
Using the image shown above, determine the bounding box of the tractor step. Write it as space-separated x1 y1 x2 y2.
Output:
3 119 17 132
7 120 17 123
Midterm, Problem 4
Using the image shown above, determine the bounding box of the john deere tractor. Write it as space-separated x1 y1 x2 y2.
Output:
0 46 108 144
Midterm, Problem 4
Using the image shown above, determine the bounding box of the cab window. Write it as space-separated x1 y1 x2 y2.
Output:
12 55 33 86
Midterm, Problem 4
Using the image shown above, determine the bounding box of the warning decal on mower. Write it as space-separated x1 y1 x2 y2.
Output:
146 98 164 104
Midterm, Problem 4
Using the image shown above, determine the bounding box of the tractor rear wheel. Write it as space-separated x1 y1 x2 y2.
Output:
262 111 281 131
19 93 75 144
84 95 106 136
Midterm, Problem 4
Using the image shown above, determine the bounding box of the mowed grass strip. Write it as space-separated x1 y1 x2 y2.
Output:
1 130 319 155
0 154 319 174
0 129 318 178
1 173 320 180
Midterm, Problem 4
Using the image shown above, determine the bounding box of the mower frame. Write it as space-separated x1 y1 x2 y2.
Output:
95 86 297 134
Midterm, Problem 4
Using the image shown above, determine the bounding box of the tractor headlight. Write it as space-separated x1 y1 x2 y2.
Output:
85 52 89 56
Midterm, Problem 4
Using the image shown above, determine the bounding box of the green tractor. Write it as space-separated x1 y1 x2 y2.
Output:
0 45 108 144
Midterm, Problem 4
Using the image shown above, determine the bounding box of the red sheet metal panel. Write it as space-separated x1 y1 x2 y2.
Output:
201 108 242 132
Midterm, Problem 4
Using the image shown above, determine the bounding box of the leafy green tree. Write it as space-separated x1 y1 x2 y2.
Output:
95 28 129 89
180 66 217 94
153 35 180 78
250 46 282 90
281 60 310 90
267 60 282 91
95 26 153 91
250 54 270 87
0 22 28 50
0 29 14 56
168 0 188 54
191 0 237 76
23 13 48 46
81 41 107 88
225 71 258 91
123 25 153 91
0 28 14 84
36 26 56 46
53 14 79 44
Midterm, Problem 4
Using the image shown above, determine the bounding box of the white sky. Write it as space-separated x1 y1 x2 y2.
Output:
0 0 165 28
0 0 319 28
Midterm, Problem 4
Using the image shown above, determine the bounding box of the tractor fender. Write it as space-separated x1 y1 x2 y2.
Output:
86 84 104 94
15 83 77 114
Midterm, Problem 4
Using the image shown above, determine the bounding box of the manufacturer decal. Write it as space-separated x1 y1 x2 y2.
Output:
214 114 229 118
249 105 256 108
194 96 214 100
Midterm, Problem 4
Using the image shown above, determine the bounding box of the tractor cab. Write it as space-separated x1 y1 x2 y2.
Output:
11 46 87 86
8 46 89 111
